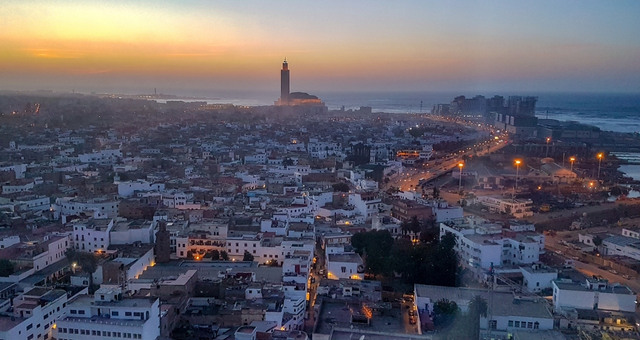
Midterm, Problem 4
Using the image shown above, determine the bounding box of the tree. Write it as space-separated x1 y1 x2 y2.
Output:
351 230 394 278
433 186 440 199
400 220 411 236
433 299 459 329
410 216 421 235
468 295 488 339
65 249 99 293
0 259 14 277
332 182 350 192
220 250 229 261
211 249 220 261
593 235 603 247
243 251 255 262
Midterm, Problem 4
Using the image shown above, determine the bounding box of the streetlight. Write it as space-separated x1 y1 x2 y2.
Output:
597 153 603 179
458 162 464 194
514 159 522 198
569 156 576 172
545 137 551 157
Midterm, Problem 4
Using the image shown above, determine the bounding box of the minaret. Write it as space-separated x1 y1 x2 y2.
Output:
280 59 290 105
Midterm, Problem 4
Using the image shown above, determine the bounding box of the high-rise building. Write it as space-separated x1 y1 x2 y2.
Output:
280 59 290 105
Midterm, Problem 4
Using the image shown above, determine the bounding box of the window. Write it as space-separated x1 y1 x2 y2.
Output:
125 312 132 316
341 266 346 273
70 310 77 314
489 320 497 329
527 322 533 328
78 310 85 315
27 324 33 330
534 322 539 329
508 320 513 327
515 321 520 327
112 311 119 316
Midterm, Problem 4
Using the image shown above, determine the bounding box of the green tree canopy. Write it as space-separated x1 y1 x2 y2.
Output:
243 250 254 262
332 182 350 192
0 259 14 277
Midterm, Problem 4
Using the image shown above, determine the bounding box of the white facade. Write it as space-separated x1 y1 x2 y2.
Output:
0 288 68 340
0 235 20 249
552 279 636 313
2 181 34 194
476 196 533 218
55 287 160 340
117 180 165 197
57 197 119 219
440 220 544 271
520 265 558 293
73 219 114 253
110 220 156 245
602 235 640 261
78 149 122 164
326 253 364 280
33 235 72 271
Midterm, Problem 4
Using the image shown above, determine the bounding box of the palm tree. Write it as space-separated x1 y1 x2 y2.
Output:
468 295 488 339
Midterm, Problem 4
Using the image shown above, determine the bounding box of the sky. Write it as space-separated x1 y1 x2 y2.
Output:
1 0 640 95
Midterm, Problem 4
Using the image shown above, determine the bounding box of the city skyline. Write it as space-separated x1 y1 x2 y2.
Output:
1 0 640 95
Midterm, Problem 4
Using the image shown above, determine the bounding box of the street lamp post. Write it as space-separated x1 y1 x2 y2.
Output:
514 159 522 199
458 162 464 194
597 153 603 179
545 137 551 157
569 156 576 173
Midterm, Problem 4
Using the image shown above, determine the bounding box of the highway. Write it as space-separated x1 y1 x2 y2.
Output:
386 134 510 192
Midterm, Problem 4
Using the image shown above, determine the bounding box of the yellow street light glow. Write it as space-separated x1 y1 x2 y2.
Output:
597 153 603 159
458 162 464 168
514 160 521 165
569 157 576 162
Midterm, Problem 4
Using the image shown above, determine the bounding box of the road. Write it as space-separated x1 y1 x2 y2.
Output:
545 234 640 293
386 135 510 192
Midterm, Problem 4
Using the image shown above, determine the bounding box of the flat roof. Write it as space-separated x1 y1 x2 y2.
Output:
415 284 552 319
327 253 363 263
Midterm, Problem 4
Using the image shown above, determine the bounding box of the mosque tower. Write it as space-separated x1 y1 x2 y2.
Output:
280 59 290 105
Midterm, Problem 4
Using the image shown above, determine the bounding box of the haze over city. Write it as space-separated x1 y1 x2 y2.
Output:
2 0 640 95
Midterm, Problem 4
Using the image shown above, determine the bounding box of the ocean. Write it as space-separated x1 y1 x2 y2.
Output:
160 90 640 179
167 91 640 134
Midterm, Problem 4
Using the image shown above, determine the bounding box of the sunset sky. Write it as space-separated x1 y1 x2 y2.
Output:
1 0 639 95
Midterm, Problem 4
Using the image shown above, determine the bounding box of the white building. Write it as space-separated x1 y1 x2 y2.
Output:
414 284 553 339
601 235 640 261
2 181 34 194
440 218 544 275
117 180 165 198
0 235 20 249
520 264 558 293
476 196 533 219
0 288 68 340
326 253 364 280
56 197 119 220
55 287 160 340
110 220 156 245
78 149 122 164
552 278 636 313
73 219 114 253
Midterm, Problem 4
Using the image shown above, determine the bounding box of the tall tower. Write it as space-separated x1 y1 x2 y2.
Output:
154 220 171 264
280 59 290 105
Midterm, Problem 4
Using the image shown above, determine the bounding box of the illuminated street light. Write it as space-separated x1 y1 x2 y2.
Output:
545 137 551 157
597 153 604 179
514 159 522 199
569 156 576 173
458 162 464 194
